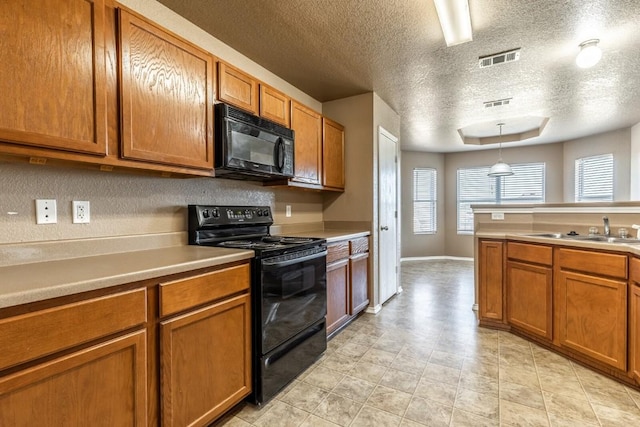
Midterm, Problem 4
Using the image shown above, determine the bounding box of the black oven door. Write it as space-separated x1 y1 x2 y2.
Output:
260 249 327 354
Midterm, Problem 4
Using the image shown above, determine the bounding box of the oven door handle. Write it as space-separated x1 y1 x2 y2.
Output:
262 250 327 269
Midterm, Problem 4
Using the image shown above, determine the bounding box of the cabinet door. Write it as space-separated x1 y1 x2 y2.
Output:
160 293 251 427
0 331 147 426
218 62 259 115
0 0 107 155
478 240 505 323
350 253 369 315
322 118 345 190
326 259 350 335
260 85 290 127
631 283 640 382
119 10 214 170
507 261 553 340
556 270 626 370
291 101 322 185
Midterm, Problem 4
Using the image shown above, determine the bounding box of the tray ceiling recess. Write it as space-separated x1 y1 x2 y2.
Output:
459 117 550 145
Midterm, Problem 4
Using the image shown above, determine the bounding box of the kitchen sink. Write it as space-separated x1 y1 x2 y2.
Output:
526 233 640 244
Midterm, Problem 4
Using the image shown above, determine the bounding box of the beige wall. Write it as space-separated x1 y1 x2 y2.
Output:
322 93 374 222
632 122 640 200
562 128 631 201
400 151 446 258
0 162 322 246
442 142 564 258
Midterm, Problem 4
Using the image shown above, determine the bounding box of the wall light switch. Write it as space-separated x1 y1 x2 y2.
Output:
491 212 505 220
285 205 292 217
36 199 57 224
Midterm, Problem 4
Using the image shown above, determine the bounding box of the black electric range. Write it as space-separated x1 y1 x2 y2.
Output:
188 205 327 405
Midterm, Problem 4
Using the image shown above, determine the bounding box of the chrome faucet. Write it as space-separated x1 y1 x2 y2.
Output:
603 216 610 237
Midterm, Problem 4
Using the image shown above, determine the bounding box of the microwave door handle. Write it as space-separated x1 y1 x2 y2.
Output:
275 138 285 171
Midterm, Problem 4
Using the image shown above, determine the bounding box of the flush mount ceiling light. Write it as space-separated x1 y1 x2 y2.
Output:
488 123 514 177
576 39 602 68
433 0 473 47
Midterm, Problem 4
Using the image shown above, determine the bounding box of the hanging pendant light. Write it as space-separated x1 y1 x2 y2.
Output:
488 123 513 177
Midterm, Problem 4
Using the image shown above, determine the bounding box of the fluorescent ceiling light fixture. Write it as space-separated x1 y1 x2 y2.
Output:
576 39 602 68
434 0 473 46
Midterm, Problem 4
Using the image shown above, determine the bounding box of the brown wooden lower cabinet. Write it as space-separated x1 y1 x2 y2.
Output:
507 260 553 340
350 252 369 315
555 270 627 370
478 239 505 326
326 258 350 335
0 330 147 426
326 236 370 335
160 293 251 427
630 257 640 382
0 260 253 427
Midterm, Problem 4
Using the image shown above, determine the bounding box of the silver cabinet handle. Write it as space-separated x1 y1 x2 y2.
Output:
381 226 389 231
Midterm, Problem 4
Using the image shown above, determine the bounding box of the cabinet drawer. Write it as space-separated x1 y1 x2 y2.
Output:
327 241 349 264
350 237 369 255
508 242 552 265
159 263 250 317
0 288 147 371
557 248 627 280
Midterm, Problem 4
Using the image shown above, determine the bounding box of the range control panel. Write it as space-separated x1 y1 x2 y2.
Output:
188 205 273 228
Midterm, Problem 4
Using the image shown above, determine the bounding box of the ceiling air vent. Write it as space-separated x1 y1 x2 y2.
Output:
479 48 521 68
483 98 512 108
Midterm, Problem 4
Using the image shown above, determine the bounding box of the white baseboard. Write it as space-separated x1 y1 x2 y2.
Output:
365 304 382 314
400 255 474 262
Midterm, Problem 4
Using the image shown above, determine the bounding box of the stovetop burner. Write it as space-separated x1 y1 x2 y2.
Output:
188 205 325 258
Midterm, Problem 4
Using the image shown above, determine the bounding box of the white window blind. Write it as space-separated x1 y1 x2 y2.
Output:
457 163 545 233
575 154 613 202
413 168 437 234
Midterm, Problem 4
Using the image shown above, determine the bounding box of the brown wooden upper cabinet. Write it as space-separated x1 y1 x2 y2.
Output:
217 62 259 115
118 9 215 170
322 118 346 190
290 101 322 185
0 0 108 156
260 85 291 127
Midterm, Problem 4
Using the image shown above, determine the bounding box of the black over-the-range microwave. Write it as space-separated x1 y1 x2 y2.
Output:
214 103 295 181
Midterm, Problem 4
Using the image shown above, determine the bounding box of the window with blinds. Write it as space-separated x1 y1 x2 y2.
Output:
575 154 613 202
457 162 545 233
413 168 437 234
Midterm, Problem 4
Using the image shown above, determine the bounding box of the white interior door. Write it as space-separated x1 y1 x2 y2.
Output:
378 127 398 305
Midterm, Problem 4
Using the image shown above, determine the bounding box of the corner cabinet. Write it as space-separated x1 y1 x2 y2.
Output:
118 9 215 170
0 0 108 156
478 239 506 327
506 242 553 340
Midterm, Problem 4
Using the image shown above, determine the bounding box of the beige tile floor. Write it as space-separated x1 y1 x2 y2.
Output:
214 259 640 426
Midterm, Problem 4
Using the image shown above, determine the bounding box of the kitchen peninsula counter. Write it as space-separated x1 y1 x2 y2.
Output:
0 245 253 309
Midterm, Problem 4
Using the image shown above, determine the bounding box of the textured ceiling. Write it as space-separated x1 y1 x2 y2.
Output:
157 0 640 153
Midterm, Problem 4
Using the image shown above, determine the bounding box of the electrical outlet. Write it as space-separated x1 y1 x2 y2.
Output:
72 201 90 224
491 212 505 220
36 199 57 224
286 205 292 217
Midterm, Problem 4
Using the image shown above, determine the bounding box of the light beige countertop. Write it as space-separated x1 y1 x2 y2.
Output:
275 229 370 243
0 246 253 309
476 231 640 256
